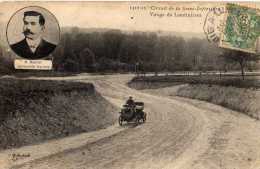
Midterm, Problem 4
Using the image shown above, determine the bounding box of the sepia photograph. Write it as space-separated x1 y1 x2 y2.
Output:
0 1 259 169
6 6 60 59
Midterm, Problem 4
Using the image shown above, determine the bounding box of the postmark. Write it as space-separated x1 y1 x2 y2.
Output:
203 5 226 44
219 3 260 53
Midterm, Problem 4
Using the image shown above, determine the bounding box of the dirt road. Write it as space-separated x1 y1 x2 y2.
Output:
7 75 260 169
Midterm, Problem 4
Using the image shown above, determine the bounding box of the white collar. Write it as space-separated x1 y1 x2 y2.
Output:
26 37 42 53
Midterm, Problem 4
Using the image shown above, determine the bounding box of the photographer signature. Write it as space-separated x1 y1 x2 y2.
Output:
11 153 30 161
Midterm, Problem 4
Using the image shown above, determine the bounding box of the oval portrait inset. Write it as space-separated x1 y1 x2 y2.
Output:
6 6 60 59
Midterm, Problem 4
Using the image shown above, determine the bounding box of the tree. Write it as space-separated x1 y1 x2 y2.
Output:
79 48 96 72
221 49 260 79
103 30 124 60
185 38 202 70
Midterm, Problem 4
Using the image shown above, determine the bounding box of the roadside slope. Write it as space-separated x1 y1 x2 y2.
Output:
0 78 117 150
129 78 260 120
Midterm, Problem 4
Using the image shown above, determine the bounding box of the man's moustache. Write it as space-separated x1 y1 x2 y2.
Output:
23 30 34 35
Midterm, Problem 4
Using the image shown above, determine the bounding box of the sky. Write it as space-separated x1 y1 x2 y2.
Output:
0 2 259 34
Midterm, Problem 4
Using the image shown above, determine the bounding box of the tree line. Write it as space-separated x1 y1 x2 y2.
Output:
52 28 259 74
0 27 259 76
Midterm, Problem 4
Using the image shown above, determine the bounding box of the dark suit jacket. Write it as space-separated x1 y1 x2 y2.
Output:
10 38 57 59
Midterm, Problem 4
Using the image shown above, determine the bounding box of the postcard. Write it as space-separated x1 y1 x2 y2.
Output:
0 2 259 169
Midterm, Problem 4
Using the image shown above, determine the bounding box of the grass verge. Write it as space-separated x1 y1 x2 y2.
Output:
176 84 260 119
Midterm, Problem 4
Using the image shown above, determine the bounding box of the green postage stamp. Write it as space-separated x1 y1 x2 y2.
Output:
220 3 260 53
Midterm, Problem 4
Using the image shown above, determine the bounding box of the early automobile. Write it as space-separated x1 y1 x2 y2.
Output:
118 101 147 126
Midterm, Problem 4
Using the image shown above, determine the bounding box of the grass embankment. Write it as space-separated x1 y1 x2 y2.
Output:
129 75 260 119
176 84 260 119
0 78 117 150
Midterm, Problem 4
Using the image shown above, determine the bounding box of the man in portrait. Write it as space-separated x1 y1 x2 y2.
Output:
10 11 57 59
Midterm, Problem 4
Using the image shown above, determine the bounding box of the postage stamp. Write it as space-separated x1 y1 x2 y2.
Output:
219 3 260 53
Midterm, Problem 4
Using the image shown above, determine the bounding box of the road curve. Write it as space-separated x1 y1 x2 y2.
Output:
12 75 260 169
